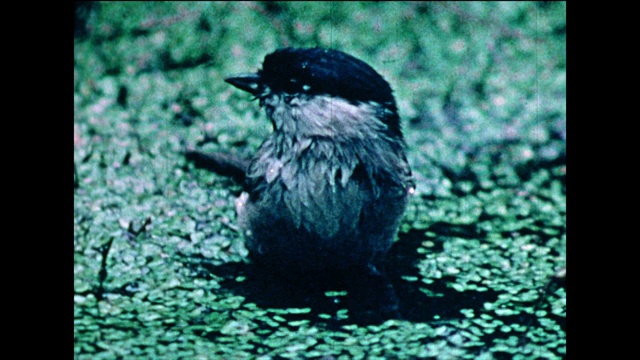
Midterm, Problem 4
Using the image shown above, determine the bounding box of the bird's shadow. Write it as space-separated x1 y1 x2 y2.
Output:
187 223 499 328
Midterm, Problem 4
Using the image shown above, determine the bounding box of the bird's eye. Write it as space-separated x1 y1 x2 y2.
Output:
283 77 308 93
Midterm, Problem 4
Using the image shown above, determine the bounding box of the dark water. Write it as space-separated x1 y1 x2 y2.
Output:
198 224 500 328
179 220 565 358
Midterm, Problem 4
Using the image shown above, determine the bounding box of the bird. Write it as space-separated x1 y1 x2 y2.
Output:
223 47 414 276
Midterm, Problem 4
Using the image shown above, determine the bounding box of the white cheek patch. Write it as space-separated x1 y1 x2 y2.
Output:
290 96 386 138
263 94 388 139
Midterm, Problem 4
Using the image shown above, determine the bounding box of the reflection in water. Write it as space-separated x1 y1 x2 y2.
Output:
219 264 401 326
197 224 498 327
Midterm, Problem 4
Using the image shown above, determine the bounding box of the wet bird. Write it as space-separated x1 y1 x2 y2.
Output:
218 47 414 275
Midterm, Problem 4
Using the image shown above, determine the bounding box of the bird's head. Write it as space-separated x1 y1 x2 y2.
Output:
225 47 402 140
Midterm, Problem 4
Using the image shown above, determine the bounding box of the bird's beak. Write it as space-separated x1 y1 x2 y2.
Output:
225 73 262 96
